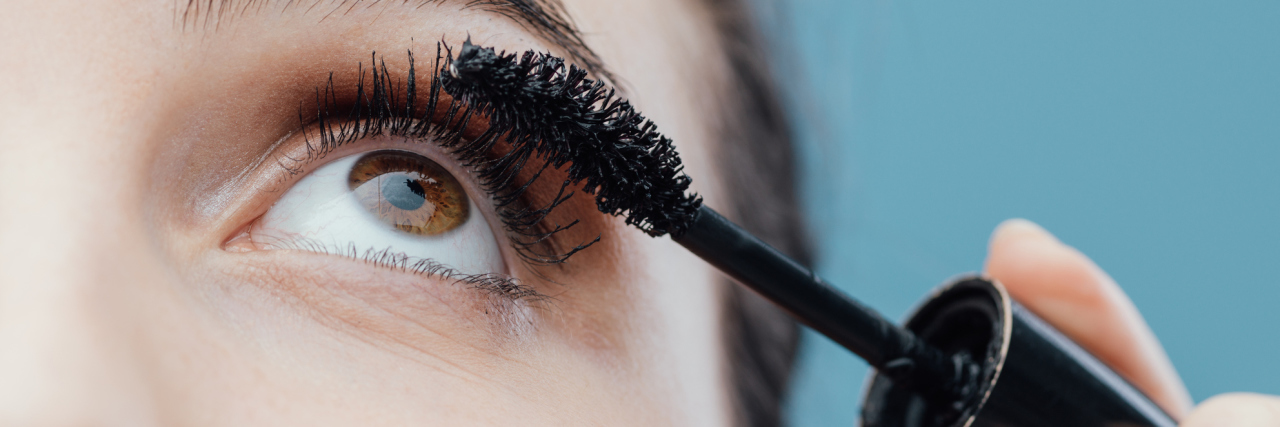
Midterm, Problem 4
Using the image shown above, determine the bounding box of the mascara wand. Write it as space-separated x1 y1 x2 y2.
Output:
677 207 980 405
439 40 1176 426
439 38 977 407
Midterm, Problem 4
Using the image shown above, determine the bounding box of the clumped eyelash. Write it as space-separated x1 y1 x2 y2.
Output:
287 43 595 267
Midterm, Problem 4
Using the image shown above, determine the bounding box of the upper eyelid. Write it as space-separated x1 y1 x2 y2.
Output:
179 0 615 86
269 120 471 184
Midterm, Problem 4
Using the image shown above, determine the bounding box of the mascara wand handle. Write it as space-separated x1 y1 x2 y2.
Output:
673 206 974 401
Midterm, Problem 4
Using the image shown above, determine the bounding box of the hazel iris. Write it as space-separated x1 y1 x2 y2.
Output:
348 151 469 236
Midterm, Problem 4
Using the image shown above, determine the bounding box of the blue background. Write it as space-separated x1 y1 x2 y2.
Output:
762 2 1280 426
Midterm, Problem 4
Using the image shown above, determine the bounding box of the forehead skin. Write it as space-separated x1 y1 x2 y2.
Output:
0 0 732 425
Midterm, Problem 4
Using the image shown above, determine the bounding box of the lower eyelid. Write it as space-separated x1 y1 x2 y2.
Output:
226 250 543 344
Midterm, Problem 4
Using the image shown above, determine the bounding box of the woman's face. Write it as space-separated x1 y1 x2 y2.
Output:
0 1 732 425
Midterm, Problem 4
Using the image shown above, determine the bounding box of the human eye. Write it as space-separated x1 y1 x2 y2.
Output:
240 148 504 276
222 48 587 293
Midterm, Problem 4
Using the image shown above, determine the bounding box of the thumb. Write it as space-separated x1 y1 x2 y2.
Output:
984 219 1193 417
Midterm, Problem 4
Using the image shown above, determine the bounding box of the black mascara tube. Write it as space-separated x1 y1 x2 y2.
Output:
861 276 1177 427
673 206 973 401
675 206 1177 427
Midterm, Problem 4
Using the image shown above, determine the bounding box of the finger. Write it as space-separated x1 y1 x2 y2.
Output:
984 219 1193 417
1182 393 1280 427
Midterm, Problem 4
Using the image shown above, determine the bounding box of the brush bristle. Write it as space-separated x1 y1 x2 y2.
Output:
439 40 702 237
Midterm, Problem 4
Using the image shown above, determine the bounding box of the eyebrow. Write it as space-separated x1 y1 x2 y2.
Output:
178 0 611 79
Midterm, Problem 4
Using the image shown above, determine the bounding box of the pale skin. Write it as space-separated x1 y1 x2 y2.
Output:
0 1 1271 426
0 0 731 425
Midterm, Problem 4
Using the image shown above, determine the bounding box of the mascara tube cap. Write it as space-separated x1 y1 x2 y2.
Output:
859 276 1177 427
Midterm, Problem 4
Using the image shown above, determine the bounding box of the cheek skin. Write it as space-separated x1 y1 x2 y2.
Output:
186 247 684 426
524 213 728 427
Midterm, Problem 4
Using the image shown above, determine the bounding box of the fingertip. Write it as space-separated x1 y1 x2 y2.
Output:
990 218 1058 247
987 219 1062 267
1182 393 1280 427
984 219 1080 288
982 218 1194 416
993 218 1054 241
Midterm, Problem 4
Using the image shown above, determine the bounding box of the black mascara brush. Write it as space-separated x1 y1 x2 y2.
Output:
439 40 1177 427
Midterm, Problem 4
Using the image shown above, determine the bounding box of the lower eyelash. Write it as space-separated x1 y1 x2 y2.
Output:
253 233 546 302
288 44 591 267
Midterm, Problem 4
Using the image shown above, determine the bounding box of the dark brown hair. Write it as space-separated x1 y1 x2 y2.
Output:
699 1 813 426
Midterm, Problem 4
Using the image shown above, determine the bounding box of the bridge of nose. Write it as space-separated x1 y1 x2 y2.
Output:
0 113 178 424
0 4 195 423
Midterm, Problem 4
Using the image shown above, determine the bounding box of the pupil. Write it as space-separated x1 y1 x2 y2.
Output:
381 174 427 211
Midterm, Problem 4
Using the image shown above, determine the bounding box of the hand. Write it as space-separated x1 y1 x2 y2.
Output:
985 219 1280 426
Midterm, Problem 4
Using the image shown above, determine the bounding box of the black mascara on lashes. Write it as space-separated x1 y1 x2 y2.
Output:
436 40 1180 427
291 47 595 269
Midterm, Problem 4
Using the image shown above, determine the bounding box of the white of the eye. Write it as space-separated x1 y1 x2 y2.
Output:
254 154 504 276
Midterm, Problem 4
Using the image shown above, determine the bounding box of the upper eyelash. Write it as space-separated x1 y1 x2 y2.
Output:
281 44 596 267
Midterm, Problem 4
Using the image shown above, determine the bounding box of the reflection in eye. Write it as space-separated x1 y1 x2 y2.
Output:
251 150 504 276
